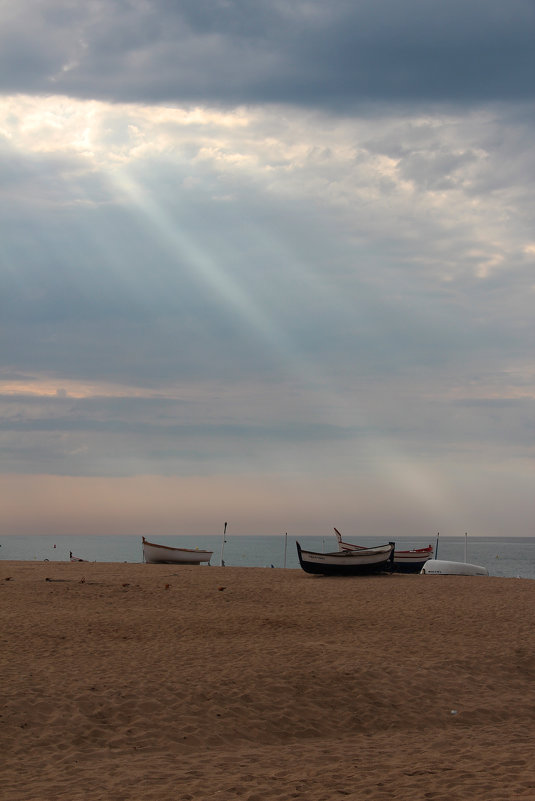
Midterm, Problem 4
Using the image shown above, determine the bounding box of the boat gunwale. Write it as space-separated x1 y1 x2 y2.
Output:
142 537 213 556
299 542 395 559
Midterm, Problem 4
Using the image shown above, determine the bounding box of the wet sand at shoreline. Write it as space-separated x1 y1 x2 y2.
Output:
2 561 534 800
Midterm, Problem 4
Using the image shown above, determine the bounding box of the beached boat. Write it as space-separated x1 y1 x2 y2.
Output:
296 540 395 576
69 552 87 562
421 533 488 576
142 537 213 565
334 528 433 573
420 559 488 576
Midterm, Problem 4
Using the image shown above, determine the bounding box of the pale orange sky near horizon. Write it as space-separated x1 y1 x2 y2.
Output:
1 471 532 538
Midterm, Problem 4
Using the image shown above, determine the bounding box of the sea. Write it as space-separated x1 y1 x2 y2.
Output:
1 534 535 579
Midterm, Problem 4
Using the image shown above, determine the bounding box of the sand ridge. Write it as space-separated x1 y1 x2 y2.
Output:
1 561 534 799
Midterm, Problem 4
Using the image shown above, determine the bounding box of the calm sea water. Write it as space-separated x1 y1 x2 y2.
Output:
1 534 535 579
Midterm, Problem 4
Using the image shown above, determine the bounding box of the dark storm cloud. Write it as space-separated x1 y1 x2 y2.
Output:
0 0 533 106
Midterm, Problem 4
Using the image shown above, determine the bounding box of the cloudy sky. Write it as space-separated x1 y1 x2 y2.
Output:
1 0 533 538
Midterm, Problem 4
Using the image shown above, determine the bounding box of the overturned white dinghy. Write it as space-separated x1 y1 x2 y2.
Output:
421 559 488 576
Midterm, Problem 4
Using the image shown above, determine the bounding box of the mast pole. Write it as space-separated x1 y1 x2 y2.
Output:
220 522 227 566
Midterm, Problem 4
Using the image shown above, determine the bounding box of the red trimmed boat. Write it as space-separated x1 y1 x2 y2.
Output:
334 528 433 573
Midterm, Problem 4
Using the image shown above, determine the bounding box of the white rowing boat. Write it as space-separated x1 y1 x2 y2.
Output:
142 537 213 565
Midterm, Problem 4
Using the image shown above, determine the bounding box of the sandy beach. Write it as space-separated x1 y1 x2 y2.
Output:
2 561 534 800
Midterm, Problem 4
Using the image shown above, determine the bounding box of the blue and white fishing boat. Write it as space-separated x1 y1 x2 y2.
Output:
296 540 395 575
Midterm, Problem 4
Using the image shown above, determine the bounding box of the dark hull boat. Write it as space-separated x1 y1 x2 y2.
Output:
334 528 432 574
296 541 395 576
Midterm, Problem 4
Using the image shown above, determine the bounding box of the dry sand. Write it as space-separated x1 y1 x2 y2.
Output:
1 561 534 800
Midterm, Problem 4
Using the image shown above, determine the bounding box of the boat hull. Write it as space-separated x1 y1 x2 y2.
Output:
420 559 488 576
142 538 213 565
392 548 434 573
296 541 395 576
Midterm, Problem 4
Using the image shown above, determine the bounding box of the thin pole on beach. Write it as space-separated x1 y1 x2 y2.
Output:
283 532 287 568
435 532 440 558
220 522 228 566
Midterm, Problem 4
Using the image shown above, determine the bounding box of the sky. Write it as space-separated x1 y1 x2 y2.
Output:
0 0 534 538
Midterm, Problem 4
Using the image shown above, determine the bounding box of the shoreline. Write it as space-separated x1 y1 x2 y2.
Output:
3 534 534 580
